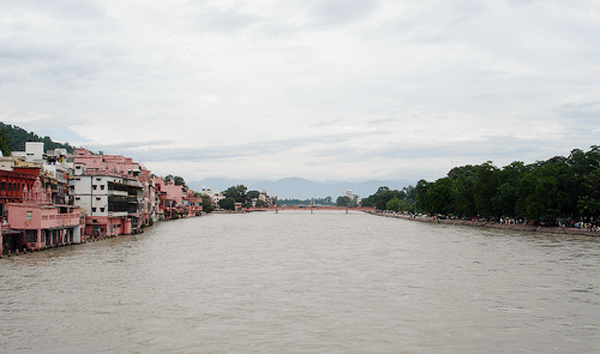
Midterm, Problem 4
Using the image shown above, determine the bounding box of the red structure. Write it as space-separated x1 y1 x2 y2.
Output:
0 167 40 205
4 177 81 252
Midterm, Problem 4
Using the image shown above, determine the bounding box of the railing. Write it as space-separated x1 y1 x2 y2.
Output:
41 213 80 227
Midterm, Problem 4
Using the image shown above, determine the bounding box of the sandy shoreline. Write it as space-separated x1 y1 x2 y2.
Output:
369 211 600 237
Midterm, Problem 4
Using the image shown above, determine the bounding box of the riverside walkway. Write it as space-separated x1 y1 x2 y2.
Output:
370 211 600 237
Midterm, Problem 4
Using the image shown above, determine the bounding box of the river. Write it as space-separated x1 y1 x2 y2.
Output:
1 210 599 353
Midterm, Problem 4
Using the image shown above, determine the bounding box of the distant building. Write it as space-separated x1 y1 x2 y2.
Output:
346 190 354 200
153 177 186 219
184 190 203 217
199 188 225 207
11 142 44 162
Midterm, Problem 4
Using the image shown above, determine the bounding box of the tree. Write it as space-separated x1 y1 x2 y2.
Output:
173 176 187 188
492 161 528 217
473 162 499 217
386 197 401 212
363 186 405 211
223 185 250 207
448 165 477 217
428 177 454 215
219 197 235 211
336 196 351 206
577 166 600 219
255 199 269 208
0 122 76 152
415 180 431 214
0 126 10 156
164 175 187 190
247 190 260 199
402 185 417 213
200 194 214 213
517 158 571 223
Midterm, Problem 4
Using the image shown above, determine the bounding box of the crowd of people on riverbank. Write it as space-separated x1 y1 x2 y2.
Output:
369 210 600 236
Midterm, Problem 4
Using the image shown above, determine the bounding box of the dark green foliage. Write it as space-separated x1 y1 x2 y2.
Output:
363 185 413 212
492 162 528 217
247 190 260 199
222 185 251 207
219 197 236 210
165 175 188 190
0 126 10 156
255 199 269 208
0 122 76 153
201 194 215 213
410 146 600 224
336 196 351 206
386 197 403 212
473 162 499 217
428 177 454 215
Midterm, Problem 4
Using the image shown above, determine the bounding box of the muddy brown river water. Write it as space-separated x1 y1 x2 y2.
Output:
1 211 599 353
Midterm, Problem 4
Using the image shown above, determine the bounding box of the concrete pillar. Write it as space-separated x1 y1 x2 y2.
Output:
36 229 41 250
74 225 81 244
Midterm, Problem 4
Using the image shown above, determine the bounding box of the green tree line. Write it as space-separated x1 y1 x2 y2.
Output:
218 185 268 210
361 186 417 212
409 146 600 225
0 122 77 155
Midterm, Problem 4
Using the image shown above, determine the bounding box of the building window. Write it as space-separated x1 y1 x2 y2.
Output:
0 182 5 191
100 185 105 190
75 197 81 200
26 211 33 221
92 207 97 212
96 197 101 201
100 208 105 212
93 185 97 190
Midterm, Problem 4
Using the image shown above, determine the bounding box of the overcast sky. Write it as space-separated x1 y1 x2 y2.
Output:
1 0 598 183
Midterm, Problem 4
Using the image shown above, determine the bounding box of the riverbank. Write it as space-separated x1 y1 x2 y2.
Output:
368 211 600 237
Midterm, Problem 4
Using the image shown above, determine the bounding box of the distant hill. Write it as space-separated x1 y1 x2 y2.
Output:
188 177 415 200
0 122 77 153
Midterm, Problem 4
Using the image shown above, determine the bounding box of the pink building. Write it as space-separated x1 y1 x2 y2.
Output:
184 190 203 217
153 177 186 219
4 178 81 252
71 149 148 238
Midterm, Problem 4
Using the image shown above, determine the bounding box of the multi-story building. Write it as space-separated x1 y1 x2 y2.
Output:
0 157 42 218
1 145 204 251
4 177 81 252
11 142 44 163
8 142 74 205
42 148 73 204
71 149 146 237
184 190 203 217
198 188 225 208
153 176 186 219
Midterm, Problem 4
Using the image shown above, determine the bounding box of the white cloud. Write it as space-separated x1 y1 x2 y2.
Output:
1 0 599 184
